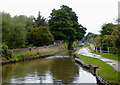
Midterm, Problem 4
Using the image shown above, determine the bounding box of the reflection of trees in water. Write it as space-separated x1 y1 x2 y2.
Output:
50 58 79 83
2 58 52 83
2 57 79 83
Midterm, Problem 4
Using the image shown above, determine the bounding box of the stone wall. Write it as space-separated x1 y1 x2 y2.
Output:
11 40 64 54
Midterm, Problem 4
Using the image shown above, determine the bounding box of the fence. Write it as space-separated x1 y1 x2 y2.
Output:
90 44 116 54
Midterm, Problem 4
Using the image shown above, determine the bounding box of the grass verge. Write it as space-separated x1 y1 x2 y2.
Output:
89 47 120 61
5 43 68 60
76 54 120 84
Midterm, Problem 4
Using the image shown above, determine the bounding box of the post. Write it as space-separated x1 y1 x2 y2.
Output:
100 47 102 53
108 47 109 54
96 47 98 52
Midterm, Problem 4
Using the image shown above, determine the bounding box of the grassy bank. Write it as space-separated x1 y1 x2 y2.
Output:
76 45 120 84
76 54 120 84
2 43 68 61
89 47 120 61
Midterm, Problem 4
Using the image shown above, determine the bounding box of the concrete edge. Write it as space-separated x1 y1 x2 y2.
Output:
74 54 110 85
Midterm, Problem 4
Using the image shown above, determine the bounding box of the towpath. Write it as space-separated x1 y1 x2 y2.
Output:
77 47 120 72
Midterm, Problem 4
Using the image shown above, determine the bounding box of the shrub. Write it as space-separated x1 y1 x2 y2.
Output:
27 26 54 47
2 43 14 60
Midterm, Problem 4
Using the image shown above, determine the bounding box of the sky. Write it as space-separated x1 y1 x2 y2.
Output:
0 0 119 34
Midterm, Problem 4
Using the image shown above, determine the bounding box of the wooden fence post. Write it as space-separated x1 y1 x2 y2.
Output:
100 47 102 53
96 47 98 52
108 47 109 54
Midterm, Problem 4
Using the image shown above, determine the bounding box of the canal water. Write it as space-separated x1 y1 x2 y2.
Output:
2 56 97 84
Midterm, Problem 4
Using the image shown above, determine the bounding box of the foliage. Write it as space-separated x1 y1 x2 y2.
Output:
84 32 99 47
26 12 53 46
48 5 86 49
84 32 98 43
99 23 117 47
99 23 119 54
100 23 116 35
61 5 86 40
49 8 74 39
2 12 54 48
33 11 48 27
86 23 119 55
27 26 54 46
2 43 14 60
86 32 98 40
25 16 34 31
73 40 81 48
2 12 34 49
112 26 120 54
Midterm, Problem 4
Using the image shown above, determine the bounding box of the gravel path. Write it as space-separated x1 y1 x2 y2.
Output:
77 47 120 72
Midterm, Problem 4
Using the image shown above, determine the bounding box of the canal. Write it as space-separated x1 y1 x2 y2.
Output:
2 55 97 83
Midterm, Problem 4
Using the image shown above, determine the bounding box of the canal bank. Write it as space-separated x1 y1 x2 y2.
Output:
1 49 67 65
1 43 98 84
74 54 110 85
75 46 120 85
1 43 68 65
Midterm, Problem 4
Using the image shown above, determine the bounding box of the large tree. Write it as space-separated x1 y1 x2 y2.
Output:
61 5 86 40
48 5 86 49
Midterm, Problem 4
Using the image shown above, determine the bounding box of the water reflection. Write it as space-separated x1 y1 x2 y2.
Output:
50 57 79 83
2 56 97 83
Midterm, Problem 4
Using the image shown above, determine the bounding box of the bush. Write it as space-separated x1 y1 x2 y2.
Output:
2 43 14 60
27 26 54 47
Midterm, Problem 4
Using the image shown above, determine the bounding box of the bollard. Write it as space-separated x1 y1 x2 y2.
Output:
89 63 98 76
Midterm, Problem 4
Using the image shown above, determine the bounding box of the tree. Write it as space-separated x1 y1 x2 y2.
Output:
100 23 116 36
49 8 76 49
2 12 33 48
49 5 86 49
61 5 86 40
112 26 120 54
27 26 54 46
100 23 117 47
33 11 48 27
84 32 98 43
25 16 34 31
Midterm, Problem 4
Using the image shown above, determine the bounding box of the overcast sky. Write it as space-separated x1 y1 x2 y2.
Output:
0 0 119 34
